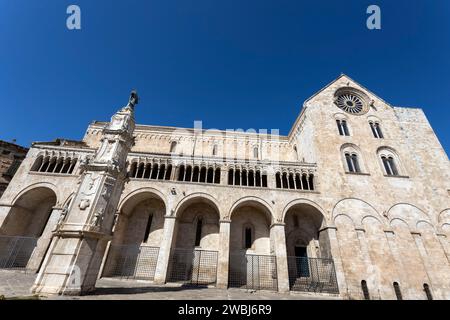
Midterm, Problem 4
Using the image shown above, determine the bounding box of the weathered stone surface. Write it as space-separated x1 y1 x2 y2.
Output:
0 76 449 299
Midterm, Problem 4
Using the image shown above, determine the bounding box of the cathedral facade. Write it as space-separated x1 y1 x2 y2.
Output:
0 75 449 299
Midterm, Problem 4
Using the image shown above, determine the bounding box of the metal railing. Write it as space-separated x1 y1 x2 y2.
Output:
287 256 339 294
167 248 218 286
102 244 159 280
228 253 278 291
0 236 38 270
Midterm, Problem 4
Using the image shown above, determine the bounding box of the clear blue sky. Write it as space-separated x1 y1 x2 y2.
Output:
1 1 449 156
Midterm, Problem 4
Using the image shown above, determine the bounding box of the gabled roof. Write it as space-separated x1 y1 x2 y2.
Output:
288 73 394 138
303 73 393 108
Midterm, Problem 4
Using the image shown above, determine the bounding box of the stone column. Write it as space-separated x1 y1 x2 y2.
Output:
321 226 347 297
216 220 231 288
270 223 289 293
220 168 228 186
154 215 177 284
31 92 138 295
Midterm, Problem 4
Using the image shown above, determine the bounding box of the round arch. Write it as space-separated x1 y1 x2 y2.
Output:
332 197 385 227
11 182 60 207
281 199 328 226
387 203 431 230
173 193 221 218
228 196 274 224
118 187 167 217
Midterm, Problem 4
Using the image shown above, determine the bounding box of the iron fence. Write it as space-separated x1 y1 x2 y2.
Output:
228 253 278 291
167 248 218 286
0 236 38 270
287 256 339 294
102 244 159 280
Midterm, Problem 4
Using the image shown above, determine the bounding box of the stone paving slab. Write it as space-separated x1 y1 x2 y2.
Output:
0 271 341 300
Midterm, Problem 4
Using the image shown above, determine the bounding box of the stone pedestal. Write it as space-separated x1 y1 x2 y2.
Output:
154 216 177 284
216 220 230 288
270 223 289 293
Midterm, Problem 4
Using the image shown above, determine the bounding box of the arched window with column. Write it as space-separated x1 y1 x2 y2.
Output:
369 121 384 139
377 147 403 177
170 141 177 153
341 144 364 174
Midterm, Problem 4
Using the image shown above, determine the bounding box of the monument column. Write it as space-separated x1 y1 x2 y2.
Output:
32 92 139 295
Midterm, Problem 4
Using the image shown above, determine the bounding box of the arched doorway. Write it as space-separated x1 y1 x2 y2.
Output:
228 200 277 291
284 203 338 293
0 187 57 270
167 198 220 286
101 192 165 280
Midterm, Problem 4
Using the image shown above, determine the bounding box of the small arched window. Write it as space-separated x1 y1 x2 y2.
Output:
361 280 370 300
170 141 177 153
369 121 384 139
393 282 403 300
212 144 218 156
345 153 361 173
423 283 433 300
253 147 259 159
336 119 350 136
195 217 203 247
381 156 399 176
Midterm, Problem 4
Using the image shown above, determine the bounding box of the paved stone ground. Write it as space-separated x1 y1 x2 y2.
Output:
0 271 340 300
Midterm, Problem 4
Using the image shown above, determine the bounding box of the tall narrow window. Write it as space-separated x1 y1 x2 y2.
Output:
369 121 377 138
253 147 258 158
143 214 153 242
361 280 370 300
275 172 281 188
423 283 433 300
370 122 384 139
195 217 203 247
393 282 403 300
177 165 185 181
214 168 221 184
262 174 268 188
346 153 361 173
375 123 384 138
351 154 361 172
336 120 344 136
245 227 252 249
342 120 350 136
382 156 399 176
336 120 350 136
212 144 218 156
228 169 234 185
170 141 177 153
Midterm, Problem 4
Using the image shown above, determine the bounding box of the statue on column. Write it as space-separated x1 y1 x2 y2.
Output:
127 90 139 109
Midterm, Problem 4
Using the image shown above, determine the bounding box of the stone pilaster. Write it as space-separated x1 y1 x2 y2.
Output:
216 220 230 288
270 223 289 293
154 215 177 284
31 93 138 295
321 225 347 297
26 206 61 271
